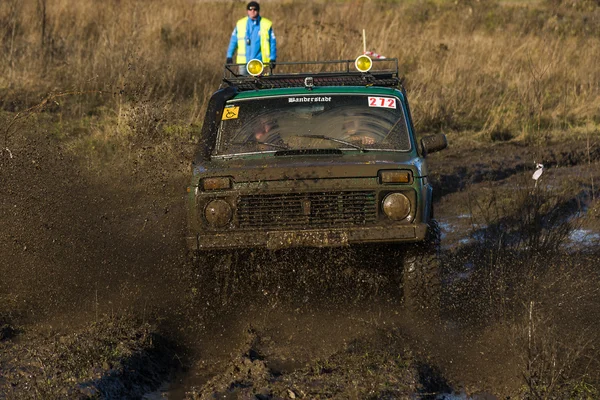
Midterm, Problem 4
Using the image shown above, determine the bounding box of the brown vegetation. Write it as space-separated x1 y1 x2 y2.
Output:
2 0 600 141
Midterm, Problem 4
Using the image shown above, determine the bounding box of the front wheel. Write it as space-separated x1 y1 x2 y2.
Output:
402 221 442 315
192 249 241 306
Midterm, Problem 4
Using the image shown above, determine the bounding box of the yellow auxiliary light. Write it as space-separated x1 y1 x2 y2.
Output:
355 55 372 73
246 59 264 76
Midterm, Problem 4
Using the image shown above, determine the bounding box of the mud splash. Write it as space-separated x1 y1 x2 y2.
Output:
1 131 599 398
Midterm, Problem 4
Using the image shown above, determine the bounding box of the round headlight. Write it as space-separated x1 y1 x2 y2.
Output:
246 59 264 76
355 55 373 72
204 199 233 227
382 193 410 220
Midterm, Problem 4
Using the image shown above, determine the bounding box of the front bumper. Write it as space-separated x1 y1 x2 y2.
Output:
187 223 428 251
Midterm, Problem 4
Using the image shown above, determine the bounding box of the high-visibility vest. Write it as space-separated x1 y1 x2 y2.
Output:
236 17 272 64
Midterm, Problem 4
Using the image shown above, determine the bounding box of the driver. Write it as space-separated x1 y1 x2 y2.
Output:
254 119 277 142
252 118 284 149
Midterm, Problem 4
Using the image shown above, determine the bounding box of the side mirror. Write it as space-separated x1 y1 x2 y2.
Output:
420 134 448 156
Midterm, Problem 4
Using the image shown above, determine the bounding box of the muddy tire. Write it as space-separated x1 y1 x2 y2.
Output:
192 249 240 306
402 221 442 315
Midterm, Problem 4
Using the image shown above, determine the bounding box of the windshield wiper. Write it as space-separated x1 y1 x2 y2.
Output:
256 141 288 149
292 134 366 152
229 141 289 150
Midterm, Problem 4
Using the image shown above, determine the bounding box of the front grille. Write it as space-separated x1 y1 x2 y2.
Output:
237 191 377 229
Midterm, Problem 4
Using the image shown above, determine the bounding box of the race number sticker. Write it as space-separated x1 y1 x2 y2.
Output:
368 97 396 109
222 106 240 120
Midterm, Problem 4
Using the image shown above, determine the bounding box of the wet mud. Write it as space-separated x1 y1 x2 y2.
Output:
1 131 599 399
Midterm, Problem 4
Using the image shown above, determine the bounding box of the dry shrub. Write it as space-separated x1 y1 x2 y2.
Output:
443 177 577 320
1 0 600 135
450 178 599 396
2 0 599 166
518 299 600 399
469 181 576 256
516 251 600 399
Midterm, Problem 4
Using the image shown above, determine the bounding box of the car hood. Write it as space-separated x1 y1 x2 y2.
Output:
193 152 428 181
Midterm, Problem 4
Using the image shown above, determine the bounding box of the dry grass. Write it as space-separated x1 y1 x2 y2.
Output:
1 0 600 140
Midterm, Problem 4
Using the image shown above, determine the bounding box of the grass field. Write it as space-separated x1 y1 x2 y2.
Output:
2 0 600 150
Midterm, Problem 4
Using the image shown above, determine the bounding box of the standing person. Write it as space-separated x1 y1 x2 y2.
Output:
226 1 277 71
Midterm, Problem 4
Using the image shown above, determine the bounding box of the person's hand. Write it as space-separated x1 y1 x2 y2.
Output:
226 57 233 64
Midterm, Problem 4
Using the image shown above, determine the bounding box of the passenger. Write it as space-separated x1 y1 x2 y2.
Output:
226 1 277 74
342 120 376 145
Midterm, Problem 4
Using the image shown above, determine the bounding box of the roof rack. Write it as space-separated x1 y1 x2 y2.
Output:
221 59 402 91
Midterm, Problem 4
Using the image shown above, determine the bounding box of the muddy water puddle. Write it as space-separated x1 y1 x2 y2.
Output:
569 228 600 246
438 215 600 251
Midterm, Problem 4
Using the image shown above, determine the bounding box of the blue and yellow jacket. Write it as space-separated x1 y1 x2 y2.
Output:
226 16 277 64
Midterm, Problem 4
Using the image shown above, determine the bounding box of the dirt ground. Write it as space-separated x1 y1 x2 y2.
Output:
1 127 599 399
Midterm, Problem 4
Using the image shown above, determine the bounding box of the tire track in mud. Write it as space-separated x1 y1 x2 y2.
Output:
430 140 600 197
1 132 191 397
1 135 187 321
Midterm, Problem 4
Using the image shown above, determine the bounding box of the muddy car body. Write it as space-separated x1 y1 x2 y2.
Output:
188 58 448 310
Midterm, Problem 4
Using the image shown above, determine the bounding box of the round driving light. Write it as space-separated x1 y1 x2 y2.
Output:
246 59 264 76
204 199 233 227
382 193 410 221
355 55 372 72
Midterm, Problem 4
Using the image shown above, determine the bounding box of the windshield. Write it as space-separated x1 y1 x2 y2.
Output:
215 94 411 155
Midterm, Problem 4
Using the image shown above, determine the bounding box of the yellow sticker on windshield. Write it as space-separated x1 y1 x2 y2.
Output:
222 106 240 120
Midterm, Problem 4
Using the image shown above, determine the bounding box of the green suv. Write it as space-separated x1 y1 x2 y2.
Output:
188 57 448 311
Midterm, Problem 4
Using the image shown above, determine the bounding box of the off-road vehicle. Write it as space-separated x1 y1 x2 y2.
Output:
187 57 448 311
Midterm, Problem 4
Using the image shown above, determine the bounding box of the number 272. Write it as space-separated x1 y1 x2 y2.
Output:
368 97 396 109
